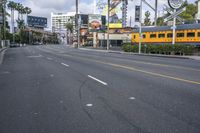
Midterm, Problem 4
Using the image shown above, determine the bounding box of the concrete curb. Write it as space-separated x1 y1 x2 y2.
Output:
0 47 7 53
0 47 7 65
79 48 200 60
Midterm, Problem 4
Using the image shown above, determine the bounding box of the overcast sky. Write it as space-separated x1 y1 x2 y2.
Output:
11 0 197 27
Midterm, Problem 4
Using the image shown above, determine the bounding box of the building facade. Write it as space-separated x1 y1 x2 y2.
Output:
51 12 76 32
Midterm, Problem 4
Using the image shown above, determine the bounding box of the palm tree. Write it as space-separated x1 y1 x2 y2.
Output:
65 22 73 44
16 3 24 20
23 7 31 26
16 19 25 44
7 1 17 43
0 0 8 42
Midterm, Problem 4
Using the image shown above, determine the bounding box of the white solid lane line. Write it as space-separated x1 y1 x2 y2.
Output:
61 63 69 67
88 75 108 86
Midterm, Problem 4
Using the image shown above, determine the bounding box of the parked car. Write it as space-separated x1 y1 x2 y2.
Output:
10 43 20 48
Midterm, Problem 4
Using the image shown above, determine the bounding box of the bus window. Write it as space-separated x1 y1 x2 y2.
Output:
187 32 195 37
150 34 156 38
158 34 165 38
177 33 184 38
167 33 172 38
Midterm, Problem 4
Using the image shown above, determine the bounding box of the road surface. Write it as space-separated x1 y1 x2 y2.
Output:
0 45 200 133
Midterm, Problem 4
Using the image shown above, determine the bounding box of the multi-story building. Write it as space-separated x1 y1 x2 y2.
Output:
51 12 76 32
197 1 200 23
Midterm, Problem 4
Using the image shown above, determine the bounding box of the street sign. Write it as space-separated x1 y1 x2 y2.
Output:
164 7 186 22
135 6 140 22
168 0 183 9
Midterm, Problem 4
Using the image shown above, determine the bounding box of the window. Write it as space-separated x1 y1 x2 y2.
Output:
177 33 184 37
198 32 200 37
142 34 146 39
167 33 172 38
134 35 136 39
150 34 156 38
187 32 195 37
158 34 165 38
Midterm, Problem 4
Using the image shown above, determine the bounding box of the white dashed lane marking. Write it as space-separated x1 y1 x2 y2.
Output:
86 104 93 107
129 97 136 100
47 57 53 60
61 63 69 67
88 75 108 86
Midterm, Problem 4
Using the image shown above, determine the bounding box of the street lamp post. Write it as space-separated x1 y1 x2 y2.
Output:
76 0 79 48
107 0 110 50
139 0 142 54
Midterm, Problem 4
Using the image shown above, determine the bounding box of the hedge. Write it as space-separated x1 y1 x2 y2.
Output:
122 44 194 55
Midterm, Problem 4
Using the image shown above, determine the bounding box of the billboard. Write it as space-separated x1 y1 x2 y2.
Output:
27 16 47 28
96 0 122 28
89 14 102 31
110 0 122 28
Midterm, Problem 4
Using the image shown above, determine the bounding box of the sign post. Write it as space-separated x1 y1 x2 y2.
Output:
167 0 184 45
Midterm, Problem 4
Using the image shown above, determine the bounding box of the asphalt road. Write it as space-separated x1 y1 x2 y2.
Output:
0 45 200 133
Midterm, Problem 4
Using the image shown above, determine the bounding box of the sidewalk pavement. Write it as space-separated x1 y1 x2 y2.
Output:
79 47 200 61
0 47 7 65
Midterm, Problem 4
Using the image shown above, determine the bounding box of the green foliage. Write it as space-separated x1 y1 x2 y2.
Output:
144 11 151 26
156 17 165 26
179 3 198 23
65 22 74 33
122 44 195 55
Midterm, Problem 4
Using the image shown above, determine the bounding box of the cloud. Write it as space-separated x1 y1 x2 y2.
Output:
12 0 93 28
11 0 196 28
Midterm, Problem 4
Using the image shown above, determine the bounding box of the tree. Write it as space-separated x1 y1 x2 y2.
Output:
16 3 24 20
65 22 73 44
0 0 9 41
156 17 165 26
179 3 198 23
23 7 31 26
16 19 25 43
144 11 151 26
7 1 17 43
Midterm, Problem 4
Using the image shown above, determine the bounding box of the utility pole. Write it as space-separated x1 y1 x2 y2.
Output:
139 0 142 54
3 0 6 44
107 0 110 50
155 0 158 26
76 0 79 48
172 9 176 45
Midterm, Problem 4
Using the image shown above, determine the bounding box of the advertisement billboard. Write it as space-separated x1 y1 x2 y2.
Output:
89 14 102 31
96 0 122 28
110 0 123 28
27 16 47 28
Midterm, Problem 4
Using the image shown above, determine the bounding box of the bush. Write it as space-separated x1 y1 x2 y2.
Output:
122 44 132 52
183 45 194 55
173 44 184 55
122 43 195 55
163 44 173 55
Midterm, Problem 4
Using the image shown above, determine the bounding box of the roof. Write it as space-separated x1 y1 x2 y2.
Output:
133 23 200 33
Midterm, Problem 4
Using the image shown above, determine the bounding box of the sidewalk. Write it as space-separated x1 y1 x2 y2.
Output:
79 47 200 61
0 47 7 65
